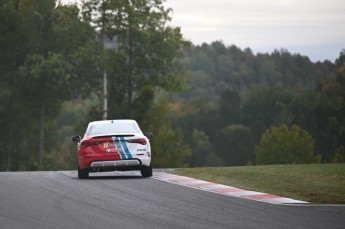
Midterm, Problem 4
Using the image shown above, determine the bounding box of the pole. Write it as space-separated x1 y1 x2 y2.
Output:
102 33 117 120
102 68 107 120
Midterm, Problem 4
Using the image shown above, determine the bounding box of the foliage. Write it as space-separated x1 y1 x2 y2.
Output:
219 89 241 125
312 53 345 161
0 0 94 170
170 45 343 166
186 129 213 167
74 0 191 167
213 125 254 166
241 85 295 139
81 0 189 119
145 100 191 168
255 124 315 165
331 146 345 163
179 41 335 103
0 0 344 170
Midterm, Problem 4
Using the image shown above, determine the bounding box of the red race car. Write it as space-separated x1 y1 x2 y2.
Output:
72 119 153 179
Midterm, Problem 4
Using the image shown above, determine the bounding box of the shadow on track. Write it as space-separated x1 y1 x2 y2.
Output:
87 175 144 180
67 170 146 180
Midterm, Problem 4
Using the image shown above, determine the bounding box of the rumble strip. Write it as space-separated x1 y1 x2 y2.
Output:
153 172 308 205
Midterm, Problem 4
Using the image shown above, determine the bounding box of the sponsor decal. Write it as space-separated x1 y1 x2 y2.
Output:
106 149 117 153
137 148 146 152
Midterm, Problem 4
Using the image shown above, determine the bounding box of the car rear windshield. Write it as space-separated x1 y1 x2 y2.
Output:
88 122 140 135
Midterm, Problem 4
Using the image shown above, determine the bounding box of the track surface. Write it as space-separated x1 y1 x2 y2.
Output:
0 171 344 229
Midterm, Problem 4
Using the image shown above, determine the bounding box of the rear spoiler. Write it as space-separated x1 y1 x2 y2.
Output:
92 135 135 139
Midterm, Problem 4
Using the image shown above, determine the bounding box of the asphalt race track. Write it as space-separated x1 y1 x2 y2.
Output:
0 171 344 229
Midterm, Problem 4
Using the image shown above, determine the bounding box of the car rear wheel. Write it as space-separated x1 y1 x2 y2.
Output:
78 166 89 179
141 164 152 178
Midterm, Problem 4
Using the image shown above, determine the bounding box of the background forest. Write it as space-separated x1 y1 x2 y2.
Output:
0 0 344 171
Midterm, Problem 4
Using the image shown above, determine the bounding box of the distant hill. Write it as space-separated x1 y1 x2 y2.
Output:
178 41 337 102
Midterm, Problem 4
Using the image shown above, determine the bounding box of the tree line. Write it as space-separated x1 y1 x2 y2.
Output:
0 0 344 171
171 42 345 166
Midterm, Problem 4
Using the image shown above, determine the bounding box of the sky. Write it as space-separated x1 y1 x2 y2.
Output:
164 0 345 62
62 0 345 62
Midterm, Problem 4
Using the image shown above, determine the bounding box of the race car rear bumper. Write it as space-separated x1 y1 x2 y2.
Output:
90 159 141 169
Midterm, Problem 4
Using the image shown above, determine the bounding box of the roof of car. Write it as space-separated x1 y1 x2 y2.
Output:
85 119 141 136
90 119 137 125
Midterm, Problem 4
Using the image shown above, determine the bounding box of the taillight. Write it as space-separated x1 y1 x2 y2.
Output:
79 141 101 148
127 138 147 145
79 141 90 148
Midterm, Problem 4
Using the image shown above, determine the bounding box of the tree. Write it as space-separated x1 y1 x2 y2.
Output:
18 53 72 164
335 49 345 67
144 100 191 168
0 0 94 170
219 89 241 125
81 0 189 120
312 50 345 161
18 1 93 168
213 124 254 166
241 85 294 139
79 0 190 167
255 124 315 165
0 0 31 169
331 146 345 163
187 129 213 167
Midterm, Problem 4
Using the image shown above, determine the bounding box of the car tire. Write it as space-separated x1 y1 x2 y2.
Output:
78 166 89 179
141 164 152 178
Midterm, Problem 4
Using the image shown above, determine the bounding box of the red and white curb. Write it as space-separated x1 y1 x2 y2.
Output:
153 172 308 205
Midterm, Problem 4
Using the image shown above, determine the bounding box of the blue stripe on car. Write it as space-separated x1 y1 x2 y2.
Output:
121 136 132 159
113 137 126 159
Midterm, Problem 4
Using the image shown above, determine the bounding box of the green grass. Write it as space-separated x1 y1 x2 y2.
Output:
171 164 345 204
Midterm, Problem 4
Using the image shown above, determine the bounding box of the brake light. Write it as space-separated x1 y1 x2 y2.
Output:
79 141 101 148
79 141 90 148
127 138 147 145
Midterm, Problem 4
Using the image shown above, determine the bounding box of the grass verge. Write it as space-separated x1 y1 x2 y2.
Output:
171 164 345 204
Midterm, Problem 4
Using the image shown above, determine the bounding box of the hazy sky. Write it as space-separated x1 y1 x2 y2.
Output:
164 0 345 62
62 0 345 62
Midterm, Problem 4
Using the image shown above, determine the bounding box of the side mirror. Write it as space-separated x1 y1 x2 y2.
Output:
145 132 154 139
72 136 81 144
